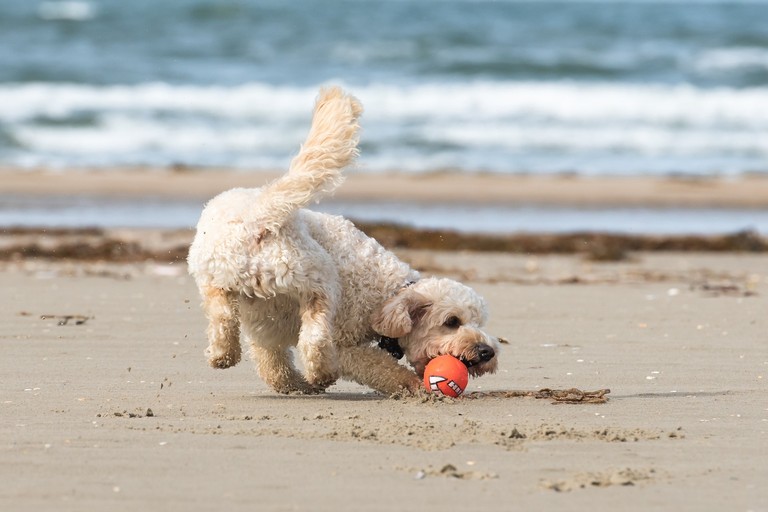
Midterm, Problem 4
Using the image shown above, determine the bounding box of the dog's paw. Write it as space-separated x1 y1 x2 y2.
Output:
304 357 340 390
279 385 325 395
381 375 424 398
403 376 427 396
269 378 324 395
295 385 328 396
305 371 338 391
205 345 241 369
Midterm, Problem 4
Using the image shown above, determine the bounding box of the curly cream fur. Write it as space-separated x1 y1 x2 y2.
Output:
188 87 500 395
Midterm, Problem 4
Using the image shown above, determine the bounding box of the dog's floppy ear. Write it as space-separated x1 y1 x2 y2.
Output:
371 289 431 338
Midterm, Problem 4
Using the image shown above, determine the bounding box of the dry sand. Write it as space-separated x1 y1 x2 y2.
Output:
1 249 766 511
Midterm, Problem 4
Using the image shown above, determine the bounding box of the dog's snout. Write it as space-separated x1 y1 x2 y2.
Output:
478 344 495 361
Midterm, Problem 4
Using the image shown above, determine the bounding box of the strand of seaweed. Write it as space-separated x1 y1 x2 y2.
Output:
465 388 611 404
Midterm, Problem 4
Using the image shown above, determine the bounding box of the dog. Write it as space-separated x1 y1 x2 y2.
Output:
187 87 500 395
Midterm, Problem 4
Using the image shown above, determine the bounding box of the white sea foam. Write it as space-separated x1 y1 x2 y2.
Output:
0 83 315 122
37 1 96 21
1 81 767 173
695 48 768 72
4 81 767 126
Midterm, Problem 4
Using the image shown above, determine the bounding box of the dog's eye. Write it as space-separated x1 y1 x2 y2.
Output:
443 316 462 329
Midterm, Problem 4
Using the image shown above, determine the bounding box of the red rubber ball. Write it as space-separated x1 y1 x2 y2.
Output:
423 354 469 397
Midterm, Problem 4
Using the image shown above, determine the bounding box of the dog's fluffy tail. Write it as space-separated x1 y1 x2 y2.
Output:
257 87 362 233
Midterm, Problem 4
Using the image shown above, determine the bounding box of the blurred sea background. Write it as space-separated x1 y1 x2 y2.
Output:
1 0 767 233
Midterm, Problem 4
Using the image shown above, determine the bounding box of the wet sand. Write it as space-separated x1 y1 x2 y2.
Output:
4 167 768 208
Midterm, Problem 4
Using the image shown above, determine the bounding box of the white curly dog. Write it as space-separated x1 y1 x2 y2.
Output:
188 87 500 395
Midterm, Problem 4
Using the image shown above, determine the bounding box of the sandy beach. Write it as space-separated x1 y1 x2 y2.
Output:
1 203 767 511
1 169 767 511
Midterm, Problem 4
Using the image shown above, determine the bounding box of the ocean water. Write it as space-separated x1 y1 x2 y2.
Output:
0 0 767 175
2 195 767 235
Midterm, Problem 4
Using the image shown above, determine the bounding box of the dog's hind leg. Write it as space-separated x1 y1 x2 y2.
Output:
241 296 316 394
200 286 242 369
296 289 341 391
249 342 316 394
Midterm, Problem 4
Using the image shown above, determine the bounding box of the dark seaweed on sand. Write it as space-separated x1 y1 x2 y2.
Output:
0 225 765 263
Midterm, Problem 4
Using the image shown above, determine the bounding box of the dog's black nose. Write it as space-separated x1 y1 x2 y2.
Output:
478 344 495 361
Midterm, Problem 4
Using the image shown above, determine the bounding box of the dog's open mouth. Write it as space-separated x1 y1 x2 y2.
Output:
460 356 481 369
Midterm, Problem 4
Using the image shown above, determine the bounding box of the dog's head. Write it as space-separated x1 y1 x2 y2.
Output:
371 277 500 378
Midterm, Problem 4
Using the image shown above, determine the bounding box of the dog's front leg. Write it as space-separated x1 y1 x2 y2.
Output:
200 286 241 368
297 290 340 390
338 345 422 396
